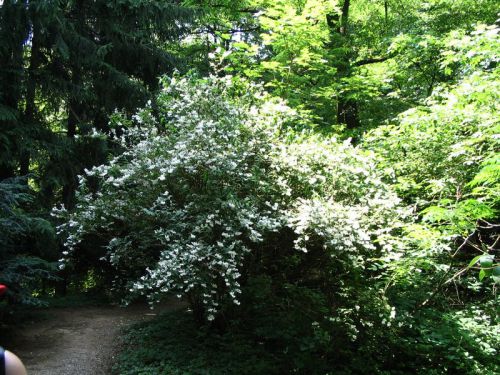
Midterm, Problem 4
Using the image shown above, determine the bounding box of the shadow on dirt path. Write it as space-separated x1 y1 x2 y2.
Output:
8 298 185 375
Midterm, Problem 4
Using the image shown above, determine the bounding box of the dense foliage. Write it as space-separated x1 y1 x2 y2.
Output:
60 68 498 373
0 178 56 312
1 0 498 374
56 74 402 321
0 0 195 305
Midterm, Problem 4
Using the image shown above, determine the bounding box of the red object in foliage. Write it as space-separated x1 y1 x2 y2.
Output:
0 284 7 296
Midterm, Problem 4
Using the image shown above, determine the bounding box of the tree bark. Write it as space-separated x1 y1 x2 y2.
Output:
329 0 359 129
62 0 85 210
60 61 81 208
337 98 359 129
340 0 350 35
385 0 389 26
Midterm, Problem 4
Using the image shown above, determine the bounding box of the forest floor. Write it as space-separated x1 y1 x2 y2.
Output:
7 297 186 375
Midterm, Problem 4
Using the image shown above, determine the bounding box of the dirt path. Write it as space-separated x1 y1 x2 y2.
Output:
8 299 184 375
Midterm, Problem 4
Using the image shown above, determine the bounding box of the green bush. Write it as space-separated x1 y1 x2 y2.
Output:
361 23 500 374
56 73 402 324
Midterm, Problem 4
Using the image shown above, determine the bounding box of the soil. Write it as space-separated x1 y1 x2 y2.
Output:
6 298 185 375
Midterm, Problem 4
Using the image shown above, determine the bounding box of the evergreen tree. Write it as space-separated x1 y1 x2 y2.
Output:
0 0 196 298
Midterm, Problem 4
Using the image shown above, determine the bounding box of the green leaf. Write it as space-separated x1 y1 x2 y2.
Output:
479 268 493 281
422 206 450 223
55 34 69 60
233 42 251 50
0 104 18 121
468 255 482 268
478 255 494 268
493 266 500 283
479 269 486 281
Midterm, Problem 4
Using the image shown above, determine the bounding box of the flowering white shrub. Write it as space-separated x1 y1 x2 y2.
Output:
55 74 402 321
274 136 403 262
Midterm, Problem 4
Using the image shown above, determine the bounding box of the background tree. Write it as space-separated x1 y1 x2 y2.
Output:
0 0 196 298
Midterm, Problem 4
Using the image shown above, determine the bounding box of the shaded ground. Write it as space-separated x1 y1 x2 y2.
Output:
7 298 185 375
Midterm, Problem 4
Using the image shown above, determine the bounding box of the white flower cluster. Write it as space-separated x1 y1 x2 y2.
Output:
275 136 403 265
55 74 403 320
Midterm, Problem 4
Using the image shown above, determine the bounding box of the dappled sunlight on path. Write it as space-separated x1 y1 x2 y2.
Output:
9 298 185 375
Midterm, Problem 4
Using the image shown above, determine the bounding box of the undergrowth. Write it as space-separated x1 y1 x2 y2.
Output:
113 310 281 375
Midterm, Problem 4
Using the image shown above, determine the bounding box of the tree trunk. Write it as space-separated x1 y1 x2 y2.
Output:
55 270 69 296
385 0 389 26
62 0 85 210
337 97 359 129
62 74 80 210
327 0 360 129
340 0 350 35
187 292 206 326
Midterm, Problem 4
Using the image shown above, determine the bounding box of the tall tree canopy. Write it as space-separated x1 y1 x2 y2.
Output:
0 0 195 306
0 0 195 205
